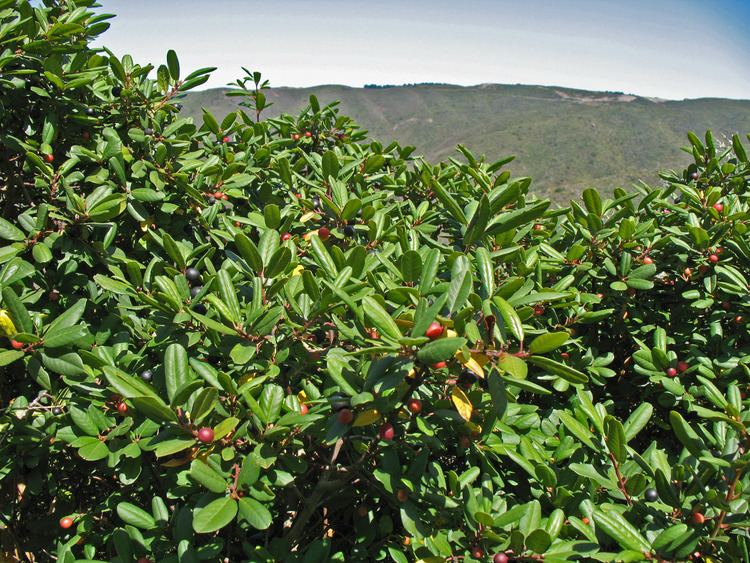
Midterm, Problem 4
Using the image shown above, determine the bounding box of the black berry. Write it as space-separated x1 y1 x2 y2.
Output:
458 369 474 389
85 107 95 116
343 225 355 237
645 488 658 502
190 285 203 298
185 268 201 282
144 127 154 135
52 407 63 416
140 369 153 382
112 86 122 97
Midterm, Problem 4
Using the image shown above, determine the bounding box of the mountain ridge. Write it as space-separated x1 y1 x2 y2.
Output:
180 83 750 202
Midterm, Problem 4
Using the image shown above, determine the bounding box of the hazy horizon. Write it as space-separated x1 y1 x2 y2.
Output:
98 0 750 101
191 81 750 103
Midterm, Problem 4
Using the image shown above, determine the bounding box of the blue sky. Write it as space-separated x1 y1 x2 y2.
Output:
97 0 750 100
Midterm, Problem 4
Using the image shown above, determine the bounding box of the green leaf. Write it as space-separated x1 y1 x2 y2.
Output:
604 415 627 463
527 355 588 384
166 49 180 80
498 353 527 379
592 508 651 553
416 337 466 365
494 297 524 343
623 403 653 442
165 343 190 404
362 296 401 342
0 218 25 241
237 497 272 530
668 411 705 457
193 496 237 534
190 460 227 494
558 411 597 450
77 438 109 461
259 384 284 424
528 332 569 354
117 502 157 530
1 286 32 334
130 396 178 423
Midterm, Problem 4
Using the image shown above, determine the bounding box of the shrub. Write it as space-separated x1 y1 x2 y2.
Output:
1 1 749 561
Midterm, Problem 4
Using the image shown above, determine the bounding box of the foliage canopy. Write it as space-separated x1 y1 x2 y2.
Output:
1 1 750 562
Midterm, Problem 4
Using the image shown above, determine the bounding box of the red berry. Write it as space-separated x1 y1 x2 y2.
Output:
197 427 214 443
431 361 447 369
44 154 54 163
299 403 309 415
379 422 395 440
10 340 23 350
336 408 353 425
136 559 151 563
666 367 677 377
295 193 302 198
117 402 128 415
712 202 723 213
684 267 692 277
722 301 731 310
292 133 300 141
582 517 590 525
396 489 409 502
222 136 230 143
736 315 745 325
642 256 653 265
59 516 74 529
677 361 689 373
406 398 422 414
708 254 719 264
471 546 484 559
596 293 604 299
82 131 90 141
281 232 292 241
304 131 312 138
691 512 705 525
459 435 471 448
533 304 545 316
424 321 444 340
494 554 509 563
533 223 543 231
318 226 330 241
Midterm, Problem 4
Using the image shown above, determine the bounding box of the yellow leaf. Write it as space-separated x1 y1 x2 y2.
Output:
297 390 308 404
303 230 318 241
292 265 304 276
451 387 473 421
471 352 491 367
395 318 414 328
460 356 485 379
406 368 417 380
464 421 482 435
445 329 458 338
300 211 317 223
0 309 17 338
139 219 154 232
352 408 381 427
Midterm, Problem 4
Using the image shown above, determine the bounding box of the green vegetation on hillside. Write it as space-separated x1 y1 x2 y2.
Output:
182 84 750 202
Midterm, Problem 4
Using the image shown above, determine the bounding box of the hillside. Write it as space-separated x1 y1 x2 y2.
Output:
181 83 750 202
